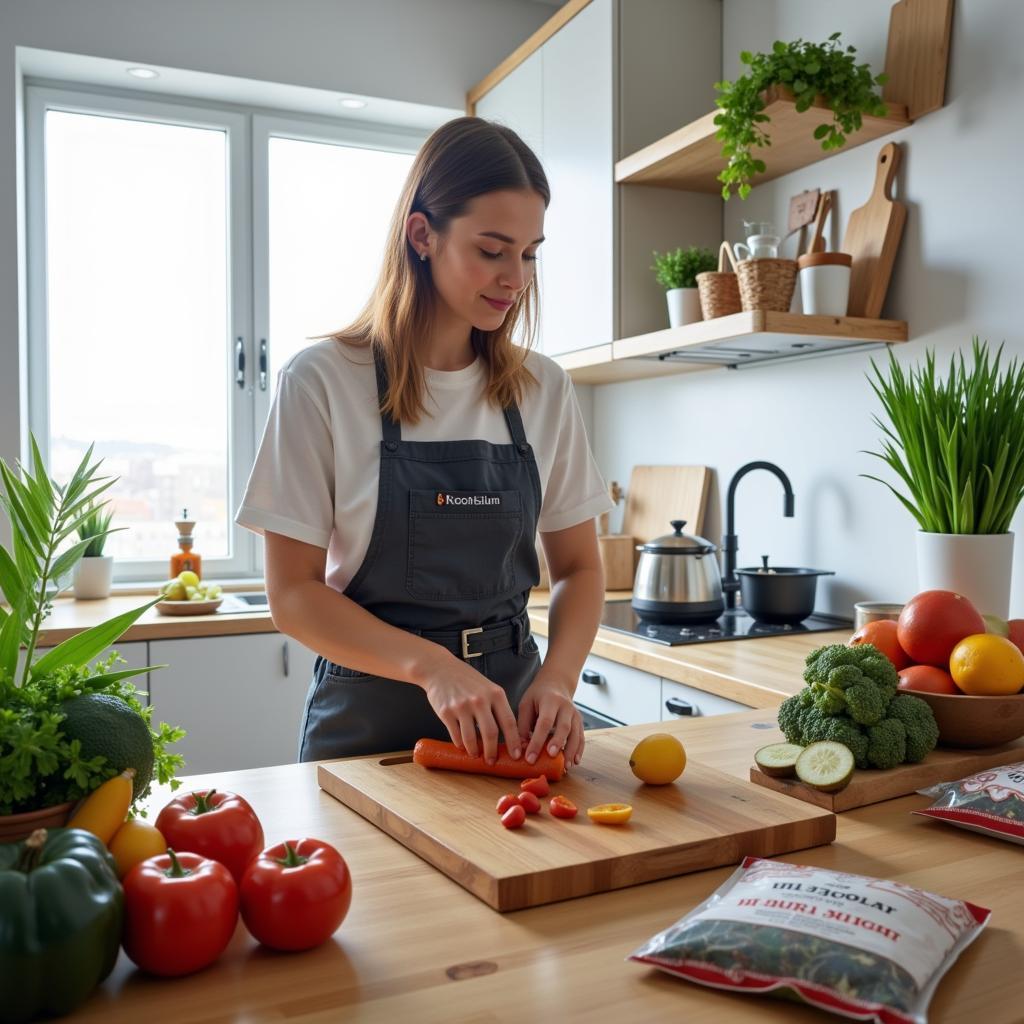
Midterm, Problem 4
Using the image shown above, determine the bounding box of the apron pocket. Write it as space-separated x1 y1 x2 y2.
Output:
407 488 523 600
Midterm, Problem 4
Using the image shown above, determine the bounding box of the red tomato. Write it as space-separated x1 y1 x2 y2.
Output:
897 590 985 667
500 805 526 829
898 664 960 695
549 795 578 819
122 849 238 976
520 775 550 798
496 793 519 815
240 839 352 952
156 789 264 883
516 791 541 814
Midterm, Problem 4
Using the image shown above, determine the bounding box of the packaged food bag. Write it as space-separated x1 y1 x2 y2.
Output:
629 856 989 1024
915 762 1024 844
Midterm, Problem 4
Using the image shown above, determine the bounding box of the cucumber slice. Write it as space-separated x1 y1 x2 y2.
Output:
754 743 804 778
795 741 855 793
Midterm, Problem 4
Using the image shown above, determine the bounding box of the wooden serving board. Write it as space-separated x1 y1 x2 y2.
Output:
621 465 710 568
319 728 835 912
750 739 1024 813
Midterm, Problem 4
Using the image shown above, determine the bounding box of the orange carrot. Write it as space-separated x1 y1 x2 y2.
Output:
412 739 565 781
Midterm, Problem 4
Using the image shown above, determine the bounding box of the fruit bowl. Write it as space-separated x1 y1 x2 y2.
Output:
910 690 1024 748
155 597 223 616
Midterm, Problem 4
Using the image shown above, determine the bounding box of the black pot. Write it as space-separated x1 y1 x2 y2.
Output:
735 564 835 624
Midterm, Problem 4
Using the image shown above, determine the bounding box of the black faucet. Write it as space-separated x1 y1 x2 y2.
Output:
722 461 795 609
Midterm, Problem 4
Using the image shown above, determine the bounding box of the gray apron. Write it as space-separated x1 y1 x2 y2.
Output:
298 351 543 760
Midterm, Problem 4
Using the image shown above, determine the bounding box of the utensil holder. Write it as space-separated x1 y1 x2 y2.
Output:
736 257 798 313
696 242 741 320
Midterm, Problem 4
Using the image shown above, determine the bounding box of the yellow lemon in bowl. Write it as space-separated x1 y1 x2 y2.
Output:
949 633 1024 695
629 732 686 785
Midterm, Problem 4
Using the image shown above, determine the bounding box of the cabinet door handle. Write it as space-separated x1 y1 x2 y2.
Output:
282 641 289 678
259 338 268 391
581 669 606 686
665 697 698 716
235 336 246 388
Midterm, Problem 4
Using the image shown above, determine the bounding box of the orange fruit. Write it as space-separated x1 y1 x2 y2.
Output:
897 590 985 667
949 633 1024 695
849 619 911 670
897 664 959 695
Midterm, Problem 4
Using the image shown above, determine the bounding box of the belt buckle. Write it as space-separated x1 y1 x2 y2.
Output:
461 626 484 660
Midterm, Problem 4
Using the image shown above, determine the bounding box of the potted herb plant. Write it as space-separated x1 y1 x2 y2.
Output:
863 340 1024 618
72 501 118 599
0 435 184 839
652 246 717 327
714 33 889 199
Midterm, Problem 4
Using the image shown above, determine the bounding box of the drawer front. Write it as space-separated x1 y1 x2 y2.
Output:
533 634 661 726
661 677 751 719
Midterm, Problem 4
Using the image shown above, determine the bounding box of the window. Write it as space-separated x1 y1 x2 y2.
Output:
26 86 421 581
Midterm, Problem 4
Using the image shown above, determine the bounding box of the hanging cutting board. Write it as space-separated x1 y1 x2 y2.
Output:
750 738 1024 813
841 142 907 318
621 465 710 567
318 724 835 912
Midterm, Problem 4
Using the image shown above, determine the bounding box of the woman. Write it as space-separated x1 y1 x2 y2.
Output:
236 117 612 769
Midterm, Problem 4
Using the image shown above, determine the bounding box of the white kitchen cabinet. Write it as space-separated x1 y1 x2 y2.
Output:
661 677 751 720
471 0 722 356
148 633 318 775
534 633 661 726
23 641 150 704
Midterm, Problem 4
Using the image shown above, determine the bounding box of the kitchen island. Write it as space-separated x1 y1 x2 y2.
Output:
73 710 1020 1024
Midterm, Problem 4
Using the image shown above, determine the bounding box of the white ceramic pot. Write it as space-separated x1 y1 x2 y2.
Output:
797 251 852 316
666 287 702 328
73 555 114 599
915 531 1014 619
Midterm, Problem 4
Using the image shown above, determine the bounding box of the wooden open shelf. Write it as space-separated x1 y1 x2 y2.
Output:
614 87 911 193
557 312 908 384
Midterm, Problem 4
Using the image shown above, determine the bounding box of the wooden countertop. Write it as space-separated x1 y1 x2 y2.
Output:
528 602 851 708
76 711 1021 1023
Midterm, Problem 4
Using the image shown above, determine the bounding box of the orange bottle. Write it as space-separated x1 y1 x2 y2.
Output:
170 509 202 579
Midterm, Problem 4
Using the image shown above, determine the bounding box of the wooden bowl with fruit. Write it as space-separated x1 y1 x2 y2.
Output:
156 571 223 616
852 590 1024 749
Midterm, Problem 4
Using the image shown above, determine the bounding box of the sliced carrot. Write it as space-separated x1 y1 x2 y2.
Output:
412 739 565 781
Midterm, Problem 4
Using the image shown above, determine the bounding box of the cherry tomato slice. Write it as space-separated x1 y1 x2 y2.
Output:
520 776 550 798
496 793 519 815
549 795 578 819
516 791 541 814
501 805 527 829
586 803 633 825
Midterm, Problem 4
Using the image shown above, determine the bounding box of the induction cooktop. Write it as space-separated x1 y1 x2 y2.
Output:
599 600 852 646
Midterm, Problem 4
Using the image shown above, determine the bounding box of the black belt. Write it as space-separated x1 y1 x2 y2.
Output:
418 612 530 661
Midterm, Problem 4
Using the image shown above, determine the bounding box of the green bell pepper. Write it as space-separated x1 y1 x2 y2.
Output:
0 827 123 1023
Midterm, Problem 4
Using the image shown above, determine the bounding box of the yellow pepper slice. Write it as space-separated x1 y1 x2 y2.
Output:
586 802 633 825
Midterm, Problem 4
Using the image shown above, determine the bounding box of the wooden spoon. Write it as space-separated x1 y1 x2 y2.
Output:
807 191 832 254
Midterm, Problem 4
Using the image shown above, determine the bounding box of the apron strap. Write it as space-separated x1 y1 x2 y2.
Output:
502 402 529 453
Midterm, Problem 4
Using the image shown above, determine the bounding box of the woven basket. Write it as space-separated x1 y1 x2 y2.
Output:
736 257 798 312
696 242 741 320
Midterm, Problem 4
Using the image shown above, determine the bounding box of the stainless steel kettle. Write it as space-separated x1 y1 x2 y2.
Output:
631 520 725 624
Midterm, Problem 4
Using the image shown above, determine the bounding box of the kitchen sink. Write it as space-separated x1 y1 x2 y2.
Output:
217 591 270 613
233 592 269 605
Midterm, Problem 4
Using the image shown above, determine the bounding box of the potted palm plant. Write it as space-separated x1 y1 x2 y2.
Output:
72 501 118 599
652 246 717 327
863 340 1024 618
0 434 184 839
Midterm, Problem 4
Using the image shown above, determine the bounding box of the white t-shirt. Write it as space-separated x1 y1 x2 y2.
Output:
235 340 613 594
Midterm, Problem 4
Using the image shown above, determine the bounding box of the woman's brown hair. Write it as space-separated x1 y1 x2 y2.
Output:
317 116 550 424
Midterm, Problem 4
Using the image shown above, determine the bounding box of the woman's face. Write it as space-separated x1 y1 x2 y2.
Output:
412 189 546 332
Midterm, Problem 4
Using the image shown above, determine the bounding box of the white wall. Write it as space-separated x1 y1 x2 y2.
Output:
594 0 1024 618
0 0 554 525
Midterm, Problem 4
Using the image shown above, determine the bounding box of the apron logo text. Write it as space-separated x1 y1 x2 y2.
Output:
436 493 501 507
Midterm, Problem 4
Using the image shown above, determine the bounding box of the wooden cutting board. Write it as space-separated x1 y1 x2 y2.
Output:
750 739 1024 813
318 727 835 912
841 142 907 318
621 465 710 567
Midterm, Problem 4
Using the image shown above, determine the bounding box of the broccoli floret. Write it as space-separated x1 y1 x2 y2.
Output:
886 693 939 763
867 718 907 770
778 694 809 745
803 644 898 724
819 718 871 769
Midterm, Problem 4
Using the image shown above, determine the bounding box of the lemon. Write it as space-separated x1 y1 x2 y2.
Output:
629 732 686 785
950 633 1024 695
177 570 200 588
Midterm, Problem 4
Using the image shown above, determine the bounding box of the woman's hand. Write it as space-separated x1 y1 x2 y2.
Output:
418 654 521 765
517 672 584 768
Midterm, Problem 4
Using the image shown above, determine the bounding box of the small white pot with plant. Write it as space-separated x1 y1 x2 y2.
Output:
72 502 119 599
864 339 1024 619
652 247 717 328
